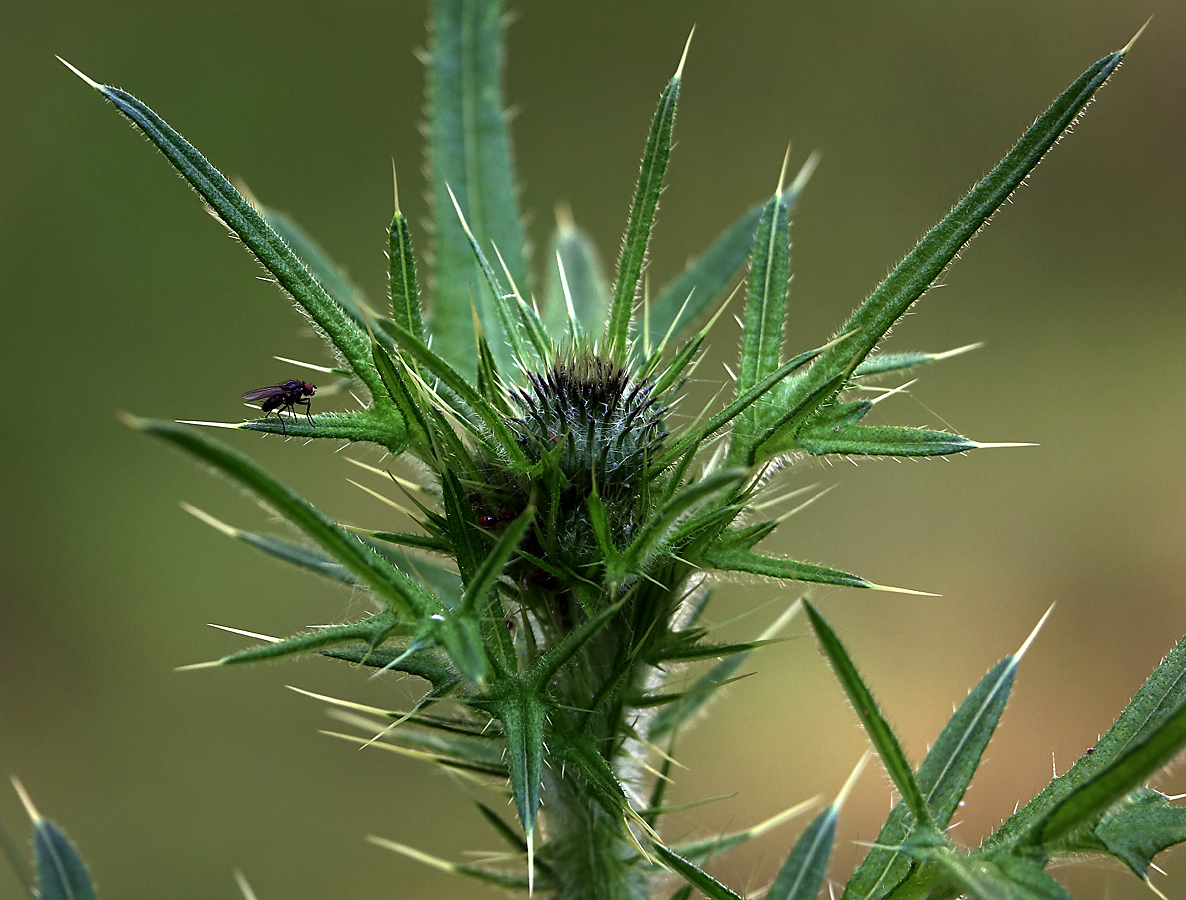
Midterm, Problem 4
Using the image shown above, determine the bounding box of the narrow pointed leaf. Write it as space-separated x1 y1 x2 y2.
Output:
767 803 839 900
804 602 931 829
605 56 683 359
729 191 789 463
371 341 432 451
71 70 386 400
1037 698 1186 848
495 681 548 839
129 417 438 619
781 46 1129 421
672 798 817 867
794 424 977 458
475 800 530 854
701 545 871 589
441 470 482 588
653 845 745 900
33 820 97 900
460 506 534 616
389 198 425 341
844 655 1019 900
237 409 407 451
384 317 528 466
183 505 357 584
854 345 981 379
428 0 528 375
1094 788 1186 878
200 613 405 668
987 631 1186 852
368 836 543 892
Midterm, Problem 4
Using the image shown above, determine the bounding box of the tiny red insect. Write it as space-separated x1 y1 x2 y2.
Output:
241 380 316 434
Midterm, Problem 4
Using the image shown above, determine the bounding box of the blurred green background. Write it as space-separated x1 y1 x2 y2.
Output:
3 1 1184 897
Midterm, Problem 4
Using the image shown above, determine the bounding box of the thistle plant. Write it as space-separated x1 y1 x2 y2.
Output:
21 4 1186 899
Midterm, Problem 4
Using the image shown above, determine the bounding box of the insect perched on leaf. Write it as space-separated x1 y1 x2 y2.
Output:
241 380 316 434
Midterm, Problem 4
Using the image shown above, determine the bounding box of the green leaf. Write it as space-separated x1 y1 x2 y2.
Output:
844 649 1020 900
492 678 548 843
186 612 407 669
12 780 98 900
1036 698 1186 848
462 507 534 615
928 851 1074 900
701 545 871 590
804 602 932 830
604 35 689 360
34 821 97 900
794 424 978 458
444 186 549 368
543 209 611 339
779 45 1129 432
987 631 1186 853
1094 788 1186 878
642 157 815 349
729 189 790 464
427 0 528 376
370 340 432 452
853 344 981 379
388 178 426 342
319 641 459 691
653 845 745 900
65 64 387 403
129 417 439 620
767 804 838 900
383 317 529 466
235 409 407 452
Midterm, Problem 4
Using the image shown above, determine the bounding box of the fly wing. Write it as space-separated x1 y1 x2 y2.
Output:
242 384 286 402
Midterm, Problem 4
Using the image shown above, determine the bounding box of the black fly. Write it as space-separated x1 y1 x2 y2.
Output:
241 380 316 434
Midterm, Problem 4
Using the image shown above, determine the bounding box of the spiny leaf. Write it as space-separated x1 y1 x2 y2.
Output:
1036 698 1186 848
383 317 529 466
701 545 871 590
182 613 406 669
986 630 1186 853
843 621 1030 900
62 61 387 403
729 186 790 464
427 0 527 376
853 344 982 379
804 601 932 830
642 155 816 349
1094 788 1186 879
235 409 407 452
128 417 439 620
653 845 745 900
12 779 98 900
793 424 978 459
492 678 548 843
388 172 425 342
768 755 866 900
604 32 690 360
780 44 1130 426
